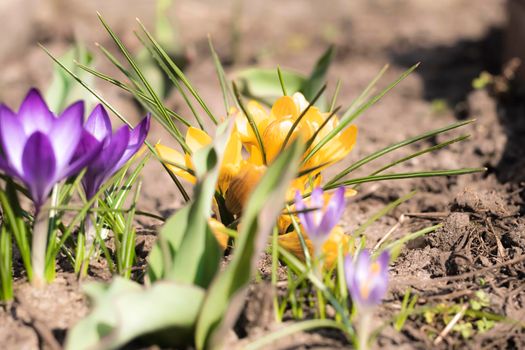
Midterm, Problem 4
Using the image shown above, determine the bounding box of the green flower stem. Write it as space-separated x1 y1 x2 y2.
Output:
314 259 326 319
84 205 98 254
31 206 49 287
358 311 372 350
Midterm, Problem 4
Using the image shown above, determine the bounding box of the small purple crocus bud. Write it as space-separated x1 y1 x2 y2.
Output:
294 186 345 252
0 89 103 209
78 104 151 199
344 249 390 310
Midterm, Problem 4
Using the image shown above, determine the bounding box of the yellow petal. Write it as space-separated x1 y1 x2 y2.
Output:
292 92 309 112
262 118 295 163
246 144 264 166
218 163 240 194
208 218 229 251
234 101 272 146
155 143 196 184
225 162 267 215
321 226 352 269
278 231 313 261
223 127 242 166
186 127 212 152
278 225 352 270
271 96 298 119
262 117 311 163
306 124 358 170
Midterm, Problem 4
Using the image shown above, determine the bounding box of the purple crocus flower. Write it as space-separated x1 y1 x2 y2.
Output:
294 186 345 251
344 249 390 310
78 104 150 199
0 89 102 209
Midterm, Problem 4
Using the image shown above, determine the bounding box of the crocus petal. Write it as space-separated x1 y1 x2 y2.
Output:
50 101 84 171
309 187 325 226
262 118 294 163
155 143 196 184
64 130 104 179
355 249 372 286
344 255 361 301
186 126 212 152
114 115 150 171
271 96 298 119
319 187 345 235
223 127 242 167
21 132 56 207
18 89 54 134
83 127 130 198
84 104 112 141
295 190 315 235
0 105 26 175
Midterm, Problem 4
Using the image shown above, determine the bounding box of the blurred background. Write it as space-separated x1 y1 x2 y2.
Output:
0 0 521 214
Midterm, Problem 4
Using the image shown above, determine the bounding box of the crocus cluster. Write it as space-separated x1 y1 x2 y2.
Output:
0 89 100 209
0 88 150 285
155 92 357 260
0 88 150 208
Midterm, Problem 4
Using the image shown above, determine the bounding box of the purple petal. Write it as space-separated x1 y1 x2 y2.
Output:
82 127 130 198
344 255 362 303
64 131 104 179
355 249 372 285
366 271 389 306
50 101 84 171
295 190 315 235
345 250 390 309
319 187 345 235
84 104 112 141
22 132 57 207
18 89 54 135
310 187 324 212
0 105 27 175
114 114 150 170
377 250 390 270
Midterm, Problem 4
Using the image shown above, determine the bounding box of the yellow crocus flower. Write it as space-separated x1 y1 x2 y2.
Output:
155 126 242 193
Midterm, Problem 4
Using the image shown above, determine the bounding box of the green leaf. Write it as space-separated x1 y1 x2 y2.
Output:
65 278 205 350
300 46 334 105
148 121 233 287
45 44 95 113
236 68 305 104
0 225 13 301
195 140 304 350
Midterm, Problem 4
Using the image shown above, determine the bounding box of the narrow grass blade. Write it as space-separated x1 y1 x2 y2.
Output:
353 191 416 238
329 79 342 113
245 319 348 350
232 81 267 164
304 63 419 164
136 18 218 124
326 119 475 186
326 168 486 189
76 62 191 127
209 36 234 113
135 32 205 130
280 84 326 152
362 134 470 183
97 15 188 144
342 64 389 119
277 66 288 96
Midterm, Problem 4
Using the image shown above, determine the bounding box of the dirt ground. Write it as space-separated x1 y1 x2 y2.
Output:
1 0 525 349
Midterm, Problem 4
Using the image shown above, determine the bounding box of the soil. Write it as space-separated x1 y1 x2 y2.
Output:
1 0 525 349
